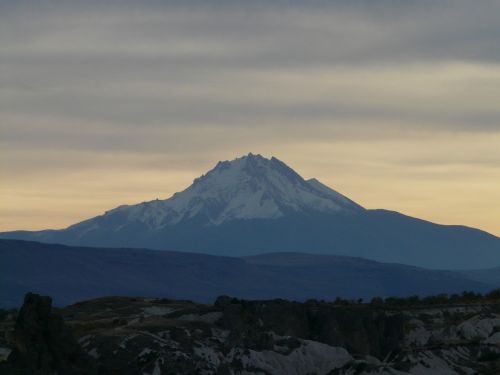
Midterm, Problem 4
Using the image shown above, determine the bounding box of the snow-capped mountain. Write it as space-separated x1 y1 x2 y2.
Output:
1 153 500 270
102 153 363 230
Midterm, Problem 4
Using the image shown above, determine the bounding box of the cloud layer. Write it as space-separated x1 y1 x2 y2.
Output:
1 1 499 235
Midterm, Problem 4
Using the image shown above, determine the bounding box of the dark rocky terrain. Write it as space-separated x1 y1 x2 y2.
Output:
2 293 500 374
0 293 95 374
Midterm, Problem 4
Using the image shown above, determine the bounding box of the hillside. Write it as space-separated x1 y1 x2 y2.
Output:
0 239 494 308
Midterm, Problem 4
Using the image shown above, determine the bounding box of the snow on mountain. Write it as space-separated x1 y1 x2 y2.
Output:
98 153 364 229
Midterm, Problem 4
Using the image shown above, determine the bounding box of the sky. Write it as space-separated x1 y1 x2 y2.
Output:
1 0 499 236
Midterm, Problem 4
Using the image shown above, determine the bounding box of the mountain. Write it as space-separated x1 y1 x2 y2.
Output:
66 152 364 228
0 239 494 308
1 153 500 269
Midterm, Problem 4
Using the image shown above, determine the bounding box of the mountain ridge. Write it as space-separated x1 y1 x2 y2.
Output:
0 239 495 308
1 153 499 270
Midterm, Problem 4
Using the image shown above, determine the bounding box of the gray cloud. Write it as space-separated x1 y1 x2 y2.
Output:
2 1 500 133
1 1 499 191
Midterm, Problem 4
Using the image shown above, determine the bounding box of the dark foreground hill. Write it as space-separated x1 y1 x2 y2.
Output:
0 239 495 308
2 293 500 374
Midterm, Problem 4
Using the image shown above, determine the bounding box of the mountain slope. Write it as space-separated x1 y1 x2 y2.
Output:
1 153 499 269
0 239 494 308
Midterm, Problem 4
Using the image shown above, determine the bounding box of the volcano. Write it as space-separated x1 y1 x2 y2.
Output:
2 153 499 269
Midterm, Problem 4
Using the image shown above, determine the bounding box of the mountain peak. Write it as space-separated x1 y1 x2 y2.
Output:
210 152 268 174
93 154 365 229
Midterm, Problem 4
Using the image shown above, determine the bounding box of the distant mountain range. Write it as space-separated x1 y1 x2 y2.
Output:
1 153 499 269
0 239 496 308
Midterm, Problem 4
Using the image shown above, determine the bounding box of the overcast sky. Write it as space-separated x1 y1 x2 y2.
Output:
1 0 499 235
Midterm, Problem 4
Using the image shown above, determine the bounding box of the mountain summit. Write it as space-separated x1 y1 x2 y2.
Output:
105 153 363 229
1 153 500 269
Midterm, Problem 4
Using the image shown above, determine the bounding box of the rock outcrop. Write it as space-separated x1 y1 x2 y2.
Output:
1 293 94 374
